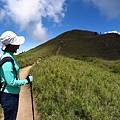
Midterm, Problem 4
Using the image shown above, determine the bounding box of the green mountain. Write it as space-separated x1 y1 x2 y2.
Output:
17 29 120 68
57 29 120 60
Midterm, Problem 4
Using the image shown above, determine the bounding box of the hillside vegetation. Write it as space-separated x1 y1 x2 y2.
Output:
30 56 120 120
16 29 120 68
1 29 120 119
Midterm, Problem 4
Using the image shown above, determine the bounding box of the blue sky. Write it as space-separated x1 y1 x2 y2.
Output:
0 0 120 54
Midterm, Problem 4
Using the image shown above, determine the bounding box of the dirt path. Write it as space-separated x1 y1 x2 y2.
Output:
1 66 40 120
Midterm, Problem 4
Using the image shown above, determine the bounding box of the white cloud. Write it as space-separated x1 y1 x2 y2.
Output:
0 0 66 42
104 30 120 35
27 22 48 43
83 0 120 19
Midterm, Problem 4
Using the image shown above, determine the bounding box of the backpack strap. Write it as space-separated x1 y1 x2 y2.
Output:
0 57 18 93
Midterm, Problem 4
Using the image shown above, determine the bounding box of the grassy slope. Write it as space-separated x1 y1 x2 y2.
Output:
17 29 120 63
30 56 120 119
1 29 120 119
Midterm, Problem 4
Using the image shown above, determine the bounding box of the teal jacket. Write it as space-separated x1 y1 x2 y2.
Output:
0 52 32 94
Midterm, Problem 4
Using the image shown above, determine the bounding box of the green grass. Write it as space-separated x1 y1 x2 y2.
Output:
30 56 120 120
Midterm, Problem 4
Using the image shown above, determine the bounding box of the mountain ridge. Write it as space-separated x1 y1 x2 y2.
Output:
16 29 120 68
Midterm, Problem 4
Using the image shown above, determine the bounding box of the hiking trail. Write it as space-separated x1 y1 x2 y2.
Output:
55 40 65 55
1 66 40 120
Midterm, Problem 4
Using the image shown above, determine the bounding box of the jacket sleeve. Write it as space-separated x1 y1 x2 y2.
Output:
2 61 29 87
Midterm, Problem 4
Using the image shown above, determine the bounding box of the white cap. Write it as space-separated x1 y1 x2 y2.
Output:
0 31 25 50
0 31 25 46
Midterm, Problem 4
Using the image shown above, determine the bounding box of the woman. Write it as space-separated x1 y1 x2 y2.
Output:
0 31 33 120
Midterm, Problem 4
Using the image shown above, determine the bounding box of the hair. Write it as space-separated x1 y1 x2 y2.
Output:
3 44 18 53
